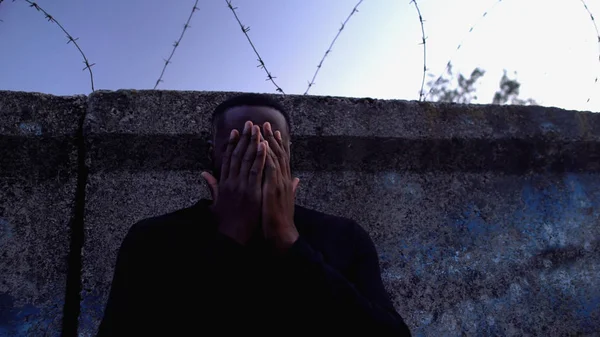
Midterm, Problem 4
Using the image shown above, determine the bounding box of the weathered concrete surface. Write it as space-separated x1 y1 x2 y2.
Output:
79 90 600 336
0 91 85 336
1 89 599 336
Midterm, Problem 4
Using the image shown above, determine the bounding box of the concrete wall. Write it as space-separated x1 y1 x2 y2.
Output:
0 92 86 336
1 89 599 336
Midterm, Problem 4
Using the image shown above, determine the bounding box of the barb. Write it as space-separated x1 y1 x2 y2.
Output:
154 0 200 89
424 0 503 101
410 0 427 101
304 0 363 95
225 0 284 94
579 0 600 103
22 0 95 92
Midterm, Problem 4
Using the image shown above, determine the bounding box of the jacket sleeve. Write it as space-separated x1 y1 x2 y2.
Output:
276 221 412 336
96 221 248 336
96 221 149 337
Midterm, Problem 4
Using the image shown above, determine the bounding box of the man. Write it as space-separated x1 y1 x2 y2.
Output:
97 93 412 336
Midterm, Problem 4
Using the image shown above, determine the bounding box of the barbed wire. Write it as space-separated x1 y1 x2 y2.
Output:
410 0 427 101
304 0 363 95
154 0 199 89
225 0 284 94
424 0 503 101
579 0 600 103
4 0 598 104
22 0 95 92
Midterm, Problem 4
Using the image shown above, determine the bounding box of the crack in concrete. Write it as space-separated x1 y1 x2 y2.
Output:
60 99 89 337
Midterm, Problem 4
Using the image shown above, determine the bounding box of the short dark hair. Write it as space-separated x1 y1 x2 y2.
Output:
211 93 291 135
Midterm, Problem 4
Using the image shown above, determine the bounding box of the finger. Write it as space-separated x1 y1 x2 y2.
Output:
275 130 283 143
220 129 239 181
292 177 300 195
263 122 284 157
201 171 219 202
262 145 275 220
262 143 277 202
263 122 289 176
266 145 285 187
264 142 278 180
240 125 261 180
229 121 253 179
249 141 267 190
265 141 281 174
275 130 291 178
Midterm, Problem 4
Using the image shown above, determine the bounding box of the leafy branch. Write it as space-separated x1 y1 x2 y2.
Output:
424 0 503 101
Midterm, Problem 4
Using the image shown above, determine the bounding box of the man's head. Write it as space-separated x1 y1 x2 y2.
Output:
209 93 292 180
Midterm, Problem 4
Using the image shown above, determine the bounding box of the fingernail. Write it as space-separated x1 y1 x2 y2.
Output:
229 129 236 140
244 121 252 134
275 131 281 140
252 125 257 136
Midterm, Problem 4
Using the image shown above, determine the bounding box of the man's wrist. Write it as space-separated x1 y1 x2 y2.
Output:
217 224 253 246
272 228 299 254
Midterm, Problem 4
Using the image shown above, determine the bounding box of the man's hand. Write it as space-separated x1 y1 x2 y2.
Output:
261 122 300 253
201 121 268 246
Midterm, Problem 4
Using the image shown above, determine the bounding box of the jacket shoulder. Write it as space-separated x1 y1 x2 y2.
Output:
128 200 211 239
294 204 362 240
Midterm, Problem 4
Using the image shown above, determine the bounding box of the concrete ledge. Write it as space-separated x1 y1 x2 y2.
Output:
85 90 600 140
83 90 600 175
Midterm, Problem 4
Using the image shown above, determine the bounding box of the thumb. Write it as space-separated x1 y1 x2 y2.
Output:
201 171 218 202
292 177 300 196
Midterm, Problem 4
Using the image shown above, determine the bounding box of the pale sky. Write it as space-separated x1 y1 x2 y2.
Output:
0 0 598 112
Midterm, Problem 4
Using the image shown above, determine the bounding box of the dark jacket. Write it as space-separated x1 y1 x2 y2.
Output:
97 199 411 336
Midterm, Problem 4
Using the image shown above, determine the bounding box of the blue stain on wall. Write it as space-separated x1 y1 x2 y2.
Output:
18 122 42 136
0 293 61 337
517 183 561 252
446 203 503 251
79 291 106 335
515 175 599 328
0 217 13 241
539 121 558 134
570 277 600 331
517 174 599 251
462 204 501 239
415 173 600 335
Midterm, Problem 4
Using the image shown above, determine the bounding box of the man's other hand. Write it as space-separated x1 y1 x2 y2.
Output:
261 122 300 253
201 121 268 245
